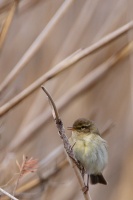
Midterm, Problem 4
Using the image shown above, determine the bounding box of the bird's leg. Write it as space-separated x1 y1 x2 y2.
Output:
80 164 86 181
87 175 89 190
76 161 88 193
80 168 89 194
81 168 85 179
82 175 89 193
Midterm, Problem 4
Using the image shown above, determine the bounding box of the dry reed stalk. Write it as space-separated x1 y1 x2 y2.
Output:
31 0 125 136
0 49 81 116
15 0 96 132
0 1 18 49
0 188 19 200
0 21 133 116
0 0 75 92
48 0 126 113
7 41 133 151
53 0 126 65
17 0 97 137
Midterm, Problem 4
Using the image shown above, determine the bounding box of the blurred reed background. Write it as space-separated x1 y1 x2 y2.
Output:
0 0 133 199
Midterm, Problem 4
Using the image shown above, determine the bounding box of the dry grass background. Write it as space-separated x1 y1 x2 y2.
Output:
0 0 133 199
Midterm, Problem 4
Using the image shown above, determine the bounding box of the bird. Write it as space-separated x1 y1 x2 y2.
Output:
68 118 108 188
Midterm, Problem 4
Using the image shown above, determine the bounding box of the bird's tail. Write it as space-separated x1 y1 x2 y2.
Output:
90 174 107 185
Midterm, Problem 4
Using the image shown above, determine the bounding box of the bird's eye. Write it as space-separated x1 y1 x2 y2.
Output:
81 125 91 130
81 126 86 130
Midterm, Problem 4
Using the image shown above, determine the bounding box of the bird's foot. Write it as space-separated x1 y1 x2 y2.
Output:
82 185 89 194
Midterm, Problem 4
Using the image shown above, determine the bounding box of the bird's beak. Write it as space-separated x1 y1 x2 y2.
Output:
67 127 73 130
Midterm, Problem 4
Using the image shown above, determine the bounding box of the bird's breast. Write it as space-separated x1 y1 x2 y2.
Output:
69 133 108 174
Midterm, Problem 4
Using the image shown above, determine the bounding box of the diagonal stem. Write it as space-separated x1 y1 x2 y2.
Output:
41 86 91 200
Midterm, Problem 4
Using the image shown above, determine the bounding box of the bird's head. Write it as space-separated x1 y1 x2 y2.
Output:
68 118 98 134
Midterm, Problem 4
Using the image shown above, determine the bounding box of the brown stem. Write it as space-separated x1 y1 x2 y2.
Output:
41 86 91 200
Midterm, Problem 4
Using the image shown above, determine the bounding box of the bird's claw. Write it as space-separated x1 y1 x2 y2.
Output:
82 185 89 193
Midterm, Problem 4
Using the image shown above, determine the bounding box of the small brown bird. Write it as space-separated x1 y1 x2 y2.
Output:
68 118 108 186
